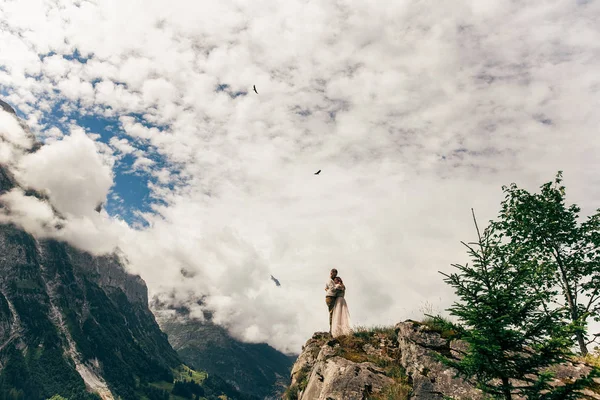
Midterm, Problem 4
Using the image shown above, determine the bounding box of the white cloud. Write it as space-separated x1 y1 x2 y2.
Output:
57 75 94 102
119 116 162 140
109 137 137 155
0 188 59 236
15 127 114 218
42 54 72 81
1 0 599 353
43 126 64 139
0 113 126 255
0 110 34 150
152 168 172 185
142 78 178 107
115 57 153 91
132 156 154 171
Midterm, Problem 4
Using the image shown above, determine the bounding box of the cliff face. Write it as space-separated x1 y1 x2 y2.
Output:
285 321 600 400
0 209 256 400
0 100 184 398
0 221 182 400
0 102 173 399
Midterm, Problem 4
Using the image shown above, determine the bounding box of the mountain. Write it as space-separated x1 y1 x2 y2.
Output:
0 219 177 399
285 321 600 400
155 304 296 400
0 99 17 115
0 101 256 400
0 215 260 400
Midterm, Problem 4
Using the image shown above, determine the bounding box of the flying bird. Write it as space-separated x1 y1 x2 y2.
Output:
314 170 321 175
253 85 258 94
270 275 281 287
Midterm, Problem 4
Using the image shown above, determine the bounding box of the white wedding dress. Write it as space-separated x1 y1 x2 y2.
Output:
331 286 352 338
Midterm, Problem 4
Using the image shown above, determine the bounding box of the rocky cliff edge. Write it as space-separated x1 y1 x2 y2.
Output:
285 320 600 400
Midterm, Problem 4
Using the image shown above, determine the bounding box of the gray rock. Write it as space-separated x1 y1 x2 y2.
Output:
449 338 469 359
0 99 16 115
286 321 600 400
395 321 484 399
301 352 394 400
291 332 329 387
288 333 395 400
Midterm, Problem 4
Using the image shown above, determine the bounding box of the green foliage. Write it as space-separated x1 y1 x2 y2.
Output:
339 329 410 399
579 348 600 368
173 365 206 385
200 374 259 400
492 171 600 355
139 384 170 400
10 293 57 347
4 389 25 400
367 381 411 400
419 315 463 340
539 367 600 400
14 279 41 291
282 365 310 400
75 279 175 398
282 387 299 400
352 325 397 341
296 365 311 392
440 209 584 399
0 343 100 400
163 319 293 400
171 379 205 398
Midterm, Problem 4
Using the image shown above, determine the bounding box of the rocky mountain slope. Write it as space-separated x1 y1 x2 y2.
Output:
285 320 600 400
0 215 257 400
0 220 179 399
156 308 296 400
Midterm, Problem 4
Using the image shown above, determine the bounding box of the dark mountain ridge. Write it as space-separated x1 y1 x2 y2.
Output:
155 303 296 400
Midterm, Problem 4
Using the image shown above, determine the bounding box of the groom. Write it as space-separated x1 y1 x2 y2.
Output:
325 268 338 332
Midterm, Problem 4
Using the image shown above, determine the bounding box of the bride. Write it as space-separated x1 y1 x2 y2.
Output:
331 277 352 337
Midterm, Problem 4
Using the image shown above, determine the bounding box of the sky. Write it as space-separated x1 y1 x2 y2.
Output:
0 0 599 354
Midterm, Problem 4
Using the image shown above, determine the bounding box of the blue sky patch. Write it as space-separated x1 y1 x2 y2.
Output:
32 101 175 228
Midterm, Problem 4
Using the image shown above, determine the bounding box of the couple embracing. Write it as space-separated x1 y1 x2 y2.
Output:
324 268 352 338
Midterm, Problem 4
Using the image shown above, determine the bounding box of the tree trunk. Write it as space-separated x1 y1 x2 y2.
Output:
501 377 512 400
554 247 588 355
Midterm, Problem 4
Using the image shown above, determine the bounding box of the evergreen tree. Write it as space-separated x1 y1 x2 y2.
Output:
440 210 583 399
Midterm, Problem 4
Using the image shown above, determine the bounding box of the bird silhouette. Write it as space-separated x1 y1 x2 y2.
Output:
314 170 321 175
270 275 281 287
94 203 103 213
253 85 258 94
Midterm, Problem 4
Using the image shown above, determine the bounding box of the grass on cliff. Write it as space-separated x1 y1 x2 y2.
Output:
340 326 412 400
282 364 311 400
284 322 473 400
352 325 397 341
577 348 600 369
418 315 462 340
573 348 600 396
